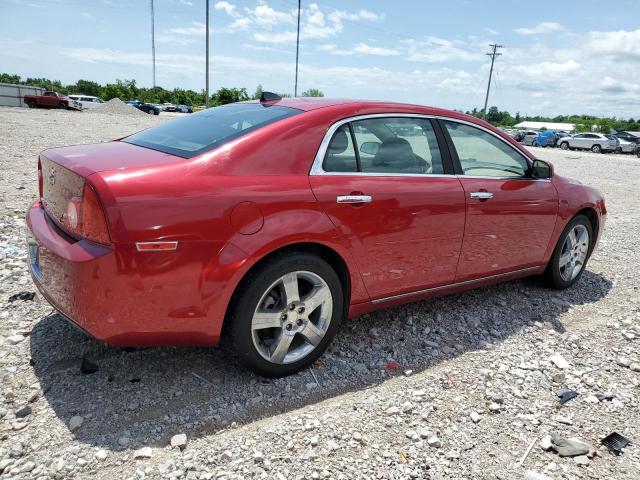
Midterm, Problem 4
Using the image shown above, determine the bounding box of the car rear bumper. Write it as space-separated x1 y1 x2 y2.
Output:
26 203 233 347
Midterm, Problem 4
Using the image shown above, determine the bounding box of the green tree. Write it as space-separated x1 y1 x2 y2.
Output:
213 87 249 105
72 79 102 96
0 73 21 84
301 88 324 97
252 84 264 100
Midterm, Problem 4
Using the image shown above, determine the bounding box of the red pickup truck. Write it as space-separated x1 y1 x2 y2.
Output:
23 91 81 110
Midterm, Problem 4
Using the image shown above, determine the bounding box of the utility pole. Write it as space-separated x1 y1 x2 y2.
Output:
482 43 502 118
205 0 210 105
294 0 301 96
150 0 156 88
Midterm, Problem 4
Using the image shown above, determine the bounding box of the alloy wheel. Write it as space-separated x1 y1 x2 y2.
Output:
559 224 589 282
251 271 333 364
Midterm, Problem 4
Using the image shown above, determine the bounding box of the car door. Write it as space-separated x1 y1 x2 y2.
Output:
440 120 558 281
571 133 587 149
309 116 466 300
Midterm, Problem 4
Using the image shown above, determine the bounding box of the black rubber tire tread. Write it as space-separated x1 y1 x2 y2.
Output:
229 252 343 377
543 214 593 289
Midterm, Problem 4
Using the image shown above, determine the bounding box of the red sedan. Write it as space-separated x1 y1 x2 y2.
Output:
26 95 606 376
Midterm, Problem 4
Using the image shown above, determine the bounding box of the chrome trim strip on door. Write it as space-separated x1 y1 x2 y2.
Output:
370 265 543 304
309 113 537 179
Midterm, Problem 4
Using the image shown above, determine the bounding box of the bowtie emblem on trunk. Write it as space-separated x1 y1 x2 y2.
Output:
49 167 56 186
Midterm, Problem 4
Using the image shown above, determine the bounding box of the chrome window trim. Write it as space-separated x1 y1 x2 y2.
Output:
310 113 541 181
371 265 542 304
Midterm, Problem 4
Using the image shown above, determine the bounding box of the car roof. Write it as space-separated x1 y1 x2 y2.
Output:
246 97 460 115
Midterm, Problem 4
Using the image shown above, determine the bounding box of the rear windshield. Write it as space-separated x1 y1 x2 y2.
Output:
124 103 300 158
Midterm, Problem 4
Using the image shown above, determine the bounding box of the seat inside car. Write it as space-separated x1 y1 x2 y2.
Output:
368 137 426 173
324 128 356 172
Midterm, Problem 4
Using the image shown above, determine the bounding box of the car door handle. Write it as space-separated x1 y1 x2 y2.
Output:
336 195 372 204
469 191 493 200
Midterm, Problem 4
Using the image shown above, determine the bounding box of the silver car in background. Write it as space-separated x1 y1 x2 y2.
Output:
521 130 539 146
616 137 637 154
557 133 618 153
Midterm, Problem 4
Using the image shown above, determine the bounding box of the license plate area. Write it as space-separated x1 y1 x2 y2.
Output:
26 233 43 282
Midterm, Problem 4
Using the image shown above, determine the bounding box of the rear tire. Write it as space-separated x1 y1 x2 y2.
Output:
591 144 601 153
27 101 37 109
229 253 344 377
543 215 593 289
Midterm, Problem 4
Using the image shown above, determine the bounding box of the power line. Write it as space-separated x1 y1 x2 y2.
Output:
482 43 502 118
294 0 301 97
150 0 156 89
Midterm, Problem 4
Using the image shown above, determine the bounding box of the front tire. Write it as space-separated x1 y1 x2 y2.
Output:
543 215 593 289
229 253 344 377
560 142 569 150
591 144 601 153
58 102 68 109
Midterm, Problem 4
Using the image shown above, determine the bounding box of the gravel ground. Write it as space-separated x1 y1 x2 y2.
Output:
0 107 638 480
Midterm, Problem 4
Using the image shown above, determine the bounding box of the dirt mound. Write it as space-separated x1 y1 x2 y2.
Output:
85 97 148 116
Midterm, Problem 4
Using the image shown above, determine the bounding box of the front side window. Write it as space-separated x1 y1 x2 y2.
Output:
323 117 444 174
124 103 301 158
444 121 529 178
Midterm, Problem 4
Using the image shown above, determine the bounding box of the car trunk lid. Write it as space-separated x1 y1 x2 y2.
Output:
39 141 179 230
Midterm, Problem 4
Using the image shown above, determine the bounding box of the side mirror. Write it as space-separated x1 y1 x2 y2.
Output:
360 141 380 156
531 159 553 179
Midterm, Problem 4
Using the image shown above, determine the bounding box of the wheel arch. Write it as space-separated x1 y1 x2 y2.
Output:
575 207 599 250
221 241 354 340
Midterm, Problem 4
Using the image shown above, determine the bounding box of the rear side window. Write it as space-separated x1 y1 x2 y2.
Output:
124 103 301 158
323 117 444 174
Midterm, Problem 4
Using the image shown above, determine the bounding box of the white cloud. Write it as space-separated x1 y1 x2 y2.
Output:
217 2 384 45
586 29 640 60
165 22 206 36
510 59 580 77
514 22 564 35
178 0 193 6
214 1 240 17
328 9 382 23
405 37 478 63
352 42 400 56
253 31 297 44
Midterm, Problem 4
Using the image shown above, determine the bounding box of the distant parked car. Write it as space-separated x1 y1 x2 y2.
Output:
176 104 193 113
126 100 160 115
558 133 618 153
522 131 539 146
68 95 105 109
161 102 177 112
615 138 636 154
533 131 555 147
514 130 526 142
23 91 81 110
614 131 639 144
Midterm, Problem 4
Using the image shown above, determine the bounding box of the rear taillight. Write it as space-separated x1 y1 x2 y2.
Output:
64 183 111 245
37 158 43 200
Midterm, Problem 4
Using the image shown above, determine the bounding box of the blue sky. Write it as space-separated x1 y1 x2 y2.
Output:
1 0 639 117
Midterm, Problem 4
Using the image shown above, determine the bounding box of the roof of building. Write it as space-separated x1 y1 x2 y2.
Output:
513 121 576 131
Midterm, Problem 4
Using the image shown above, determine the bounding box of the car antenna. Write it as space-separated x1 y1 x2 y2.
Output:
260 91 281 102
